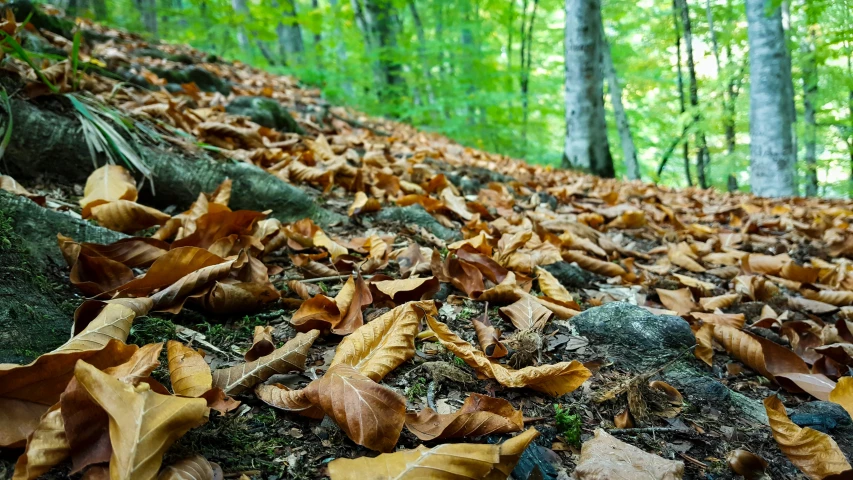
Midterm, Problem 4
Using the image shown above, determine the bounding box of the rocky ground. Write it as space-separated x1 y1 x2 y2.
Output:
0 2 852 479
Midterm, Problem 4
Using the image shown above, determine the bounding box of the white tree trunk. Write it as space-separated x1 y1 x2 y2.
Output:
746 0 797 197
563 0 613 177
602 38 639 180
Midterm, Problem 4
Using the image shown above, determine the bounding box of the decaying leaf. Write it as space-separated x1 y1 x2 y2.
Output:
425 315 590 396
574 429 684 479
712 325 809 384
305 364 406 452
212 330 320 395
472 307 508 359
764 396 852 480
244 326 275 361
499 295 552 331
255 384 324 419
656 288 698 316
326 428 539 480
331 301 434 381
167 341 213 398
158 455 224 480
405 393 523 440
74 361 209 480
12 405 69 480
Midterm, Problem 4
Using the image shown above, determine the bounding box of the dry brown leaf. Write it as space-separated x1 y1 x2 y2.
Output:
499 295 552 331
118 247 228 298
12 405 69 480
713 325 809 384
691 312 746 329
74 361 209 480
656 288 698 316
326 427 539 480
472 307 508 359
313 229 348 260
698 293 739 311
574 429 684 479
200 281 280 315
829 378 853 420
370 276 440 305
425 315 590 396
305 364 406 452
790 296 840 315
245 326 275 361
79 165 137 214
167 341 212 398
158 455 223 480
149 252 244 313
672 273 716 295
764 395 852 480
405 393 523 441
330 301 433 381
255 384 324 419
694 323 715 366
88 200 171 233
563 250 626 277
212 330 319 395
348 191 381 216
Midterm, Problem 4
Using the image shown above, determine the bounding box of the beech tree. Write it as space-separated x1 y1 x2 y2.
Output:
746 0 797 197
563 0 614 178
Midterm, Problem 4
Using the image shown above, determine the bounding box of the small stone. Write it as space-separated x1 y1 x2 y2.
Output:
572 302 695 371
790 401 853 434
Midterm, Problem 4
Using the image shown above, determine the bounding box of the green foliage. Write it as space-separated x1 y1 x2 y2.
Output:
75 0 853 197
128 316 178 345
554 404 581 447
406 376 428 401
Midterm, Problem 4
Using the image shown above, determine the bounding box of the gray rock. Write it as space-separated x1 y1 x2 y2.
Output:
225 96 304 134
376 205 462 241
541 261 601 289
791 401 853 434
572 302 695 371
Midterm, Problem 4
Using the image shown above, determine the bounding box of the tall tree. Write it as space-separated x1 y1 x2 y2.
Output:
353 0 405 102
656 0 692 186
277 0 304 66
800 1 819 197
407 0 435 107
135 0 158 36
602 38 639 180
679 0 709 188
745 0 797 197
519 0 539 155
562 0 614 177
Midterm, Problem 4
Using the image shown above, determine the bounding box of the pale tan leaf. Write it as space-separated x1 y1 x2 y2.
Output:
245 326 275 361
74 361 209 480
167 341 213 398
348 192 381 216
12 405 69 480
829 377 853 420
158 455 223 480
88 200 171 234
405 393 523 441
535 266 572 303
499 295 552 331
313 230 348 260
79 165 137 213
212 330 319 395
698 293 739 311
713 325 809 383
562 250 626 277
656 288 698 316
574 429 684 479
255 384 324 419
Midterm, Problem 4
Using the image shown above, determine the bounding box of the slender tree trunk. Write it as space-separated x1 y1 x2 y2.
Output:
507 2 514 123
329 0 353 95
602 38 639 180
520 0 539 155
408 0 435 107
679 0 708 188
277 0 304 64
707 0 737 157
746 0 797 197
135 0 158 37
311 0 323 71
801 10 818 197
673 0 692 186
562 0 614 177
231 0 250 52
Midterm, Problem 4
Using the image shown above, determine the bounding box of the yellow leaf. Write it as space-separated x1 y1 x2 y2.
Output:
405 393 523 441
79 165 137 214
313 229 348 260
764 396 852 480
829 378 853 420
74 361 209 480
12 405 69 480
327 428 539 480
158 455 223 480
535 266 572 303
167 341 213 398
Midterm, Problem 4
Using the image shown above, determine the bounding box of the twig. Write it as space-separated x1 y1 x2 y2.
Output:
426 380 438 410
608 427 693 435
297 274 374 284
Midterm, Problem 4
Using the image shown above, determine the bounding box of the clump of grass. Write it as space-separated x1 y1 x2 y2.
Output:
554 404 582 447
128 316 178 345
406 377 428 402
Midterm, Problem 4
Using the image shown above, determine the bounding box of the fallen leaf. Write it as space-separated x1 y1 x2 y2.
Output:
74 361 209 479
326 427 539 479
79 165 138 215
656 288 698 316
167 341 213 398
713 325 809 384
574 429 684 479
305 364 406 452
245 326 275 361
330 301 433 381
472 308 508 359
829 377 853 420
348 191 381 216
12 405 69 480
405 393 523 440
499 295 552 331
370 276 439 305
212 330 319 395
158 455 223 480
535 266 573 303
563 250 626 277
426 315 590 396
764 395 852 480
255 384 324 419
88 200 171 233
698 293 739 311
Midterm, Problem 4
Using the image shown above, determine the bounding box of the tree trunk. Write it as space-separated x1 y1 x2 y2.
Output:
231 0 250 52
707 0 737 157
277 0 304 65
745 0 797 197
679 0 708 189
562 0 614 178
673 0 692 186
602 38 639 180
328 0 353 95
353 0 405 104
135 0 158 37
407 0 435 107
800 3 818 197
520 0 539 155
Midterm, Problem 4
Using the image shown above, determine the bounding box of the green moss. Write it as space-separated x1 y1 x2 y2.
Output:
128 316 179 345
406 377 428 401
554 404 582 448
0 212 13 251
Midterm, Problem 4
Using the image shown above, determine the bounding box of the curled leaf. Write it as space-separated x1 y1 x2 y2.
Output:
245 326 275 361
167 341 213 398
472 308 508 359
158 455 223 480
405 393 523 441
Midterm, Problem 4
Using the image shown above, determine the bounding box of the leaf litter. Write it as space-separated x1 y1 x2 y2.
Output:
0 4 850 480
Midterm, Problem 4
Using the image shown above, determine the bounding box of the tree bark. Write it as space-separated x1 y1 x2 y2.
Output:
801 3 818 197
562 0 614 178
745 0 797 197
602 38 639 180
407 0 435 107
671 0 692 186
353 0 405 104
679 0 708 189
707 0 737 156
277 0 304 65
520 0 539 155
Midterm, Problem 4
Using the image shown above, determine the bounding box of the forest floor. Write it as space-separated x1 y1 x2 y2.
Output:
0 3 852 480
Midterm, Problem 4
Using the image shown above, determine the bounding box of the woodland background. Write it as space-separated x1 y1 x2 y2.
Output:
58 0 853 196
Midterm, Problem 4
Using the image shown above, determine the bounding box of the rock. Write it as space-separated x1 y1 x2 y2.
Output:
147 66 231 95
376 205 462 242
225 96 304 134
0 191 125 363
666 369 730 405
542 261 601 289
572 302 695 371
791 401 853 434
